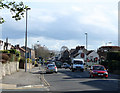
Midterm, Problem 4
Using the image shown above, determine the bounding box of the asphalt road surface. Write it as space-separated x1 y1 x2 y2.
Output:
44 68 119 92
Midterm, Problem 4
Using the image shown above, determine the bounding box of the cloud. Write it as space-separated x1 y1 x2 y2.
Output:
77 4 118 34
7 35 117 51
12 0 119 3
38 15 56 23
2 0 118 50
72 6 82 12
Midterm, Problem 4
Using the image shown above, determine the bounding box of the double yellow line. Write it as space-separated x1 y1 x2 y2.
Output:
40 67 50 87
41 74 50 86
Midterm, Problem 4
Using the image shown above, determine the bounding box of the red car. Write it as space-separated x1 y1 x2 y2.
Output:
89 65 108 78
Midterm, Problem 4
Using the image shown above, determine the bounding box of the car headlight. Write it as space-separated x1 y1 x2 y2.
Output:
104 72 108 74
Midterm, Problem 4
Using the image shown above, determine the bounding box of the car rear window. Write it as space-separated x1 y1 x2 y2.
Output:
48 65 55 67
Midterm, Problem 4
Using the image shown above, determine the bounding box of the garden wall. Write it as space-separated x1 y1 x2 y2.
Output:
0 61 19 80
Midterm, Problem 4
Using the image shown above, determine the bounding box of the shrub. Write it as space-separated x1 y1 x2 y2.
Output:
9 54 16 62
107 52 120 61
0 50 10 53
1 53 10 62
27 58 32 63
10 49 17 54
108 60 120 72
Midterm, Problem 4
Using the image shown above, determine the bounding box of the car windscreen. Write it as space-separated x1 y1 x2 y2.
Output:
74 61 83 65
93 66 105 70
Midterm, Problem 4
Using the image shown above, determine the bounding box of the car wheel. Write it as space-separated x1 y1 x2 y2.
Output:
90 74 91 78
91 74 94 78
72 69 74 72
81 69 84 72
55 71 57 73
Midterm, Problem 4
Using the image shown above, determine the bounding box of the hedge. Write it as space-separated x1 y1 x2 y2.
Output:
107 52 120 61
1 53 10 63
0 50 10 53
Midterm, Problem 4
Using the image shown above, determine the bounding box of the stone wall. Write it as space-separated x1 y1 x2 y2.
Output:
0 62 2 80
0 62 19 80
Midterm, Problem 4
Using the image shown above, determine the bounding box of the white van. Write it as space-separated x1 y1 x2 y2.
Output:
71 58 84 72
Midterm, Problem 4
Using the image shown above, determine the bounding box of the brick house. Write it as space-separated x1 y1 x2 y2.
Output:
21 46 35 61
14 45 27 58
97 46 120 61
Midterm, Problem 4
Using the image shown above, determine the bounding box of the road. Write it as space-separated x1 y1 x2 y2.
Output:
44 68 119 92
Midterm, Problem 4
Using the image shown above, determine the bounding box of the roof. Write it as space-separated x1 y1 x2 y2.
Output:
100 46 120 48
21 46 34 51
70 49 75 54
87 50 94 55
19 47 26 52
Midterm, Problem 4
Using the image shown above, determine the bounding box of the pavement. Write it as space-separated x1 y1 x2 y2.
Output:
0 66 49 91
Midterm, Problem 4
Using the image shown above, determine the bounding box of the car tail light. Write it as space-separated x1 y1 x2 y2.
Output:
55 67 56 68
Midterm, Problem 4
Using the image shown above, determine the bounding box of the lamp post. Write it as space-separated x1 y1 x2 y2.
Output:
85 33 88 50
25 8 31 72
85 32 88 67
37 41 39 64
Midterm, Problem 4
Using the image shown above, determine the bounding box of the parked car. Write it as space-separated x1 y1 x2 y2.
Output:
55 61 63 68
45 64 57 73
62 63 70 69
89 65 108 78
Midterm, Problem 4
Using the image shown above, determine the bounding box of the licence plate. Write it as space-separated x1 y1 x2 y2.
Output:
98 74 103 76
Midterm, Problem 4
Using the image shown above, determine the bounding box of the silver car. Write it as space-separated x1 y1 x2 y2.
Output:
45 64 57 73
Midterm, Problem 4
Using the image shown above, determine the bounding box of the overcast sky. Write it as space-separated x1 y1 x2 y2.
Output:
1 0 119 51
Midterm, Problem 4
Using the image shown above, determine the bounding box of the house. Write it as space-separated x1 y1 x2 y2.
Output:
70 46 87 62
60 50 70 63
97 46 120 61
0 40 4 50
0 40 12 50
14 45 27 58
21 46 35 61
87 50 99 66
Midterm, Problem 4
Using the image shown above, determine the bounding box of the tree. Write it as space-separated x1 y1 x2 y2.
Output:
34 44 55 60
0 0 28 24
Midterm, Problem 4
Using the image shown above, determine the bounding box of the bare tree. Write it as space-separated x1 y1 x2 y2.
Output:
34 44 54 60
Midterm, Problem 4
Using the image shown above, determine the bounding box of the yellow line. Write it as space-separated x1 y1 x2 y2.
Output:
40 74 50 86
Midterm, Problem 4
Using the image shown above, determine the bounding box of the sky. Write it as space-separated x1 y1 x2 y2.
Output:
1 0 119 51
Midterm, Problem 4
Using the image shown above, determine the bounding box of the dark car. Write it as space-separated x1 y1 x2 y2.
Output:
89 65 108 78
62 63 70 69
55 61 63 68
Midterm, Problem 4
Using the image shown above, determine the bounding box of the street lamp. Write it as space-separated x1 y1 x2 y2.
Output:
85 32 88 67
37 41 39 64
85 33 88 50
25 8 31 72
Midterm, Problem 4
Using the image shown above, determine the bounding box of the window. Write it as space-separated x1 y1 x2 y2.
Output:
74 61 83 65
